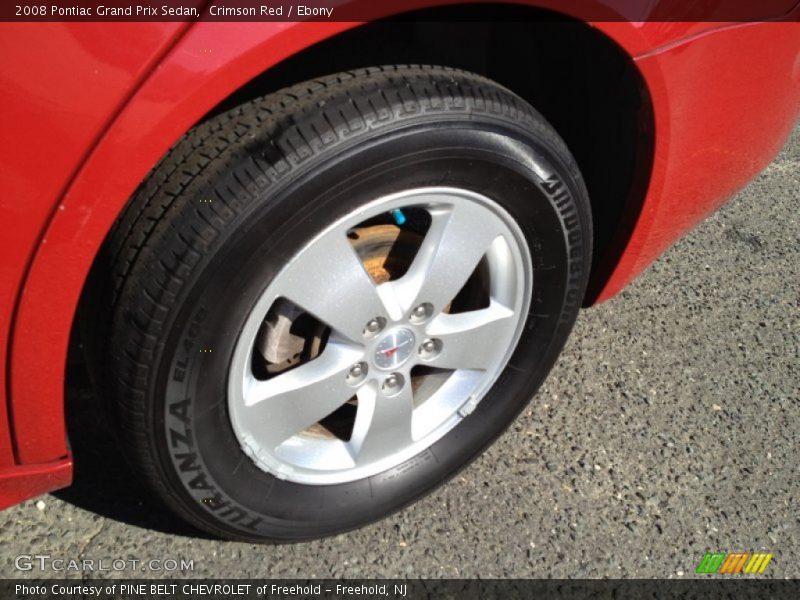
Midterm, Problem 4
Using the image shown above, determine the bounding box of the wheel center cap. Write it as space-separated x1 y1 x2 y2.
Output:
373 328 416 370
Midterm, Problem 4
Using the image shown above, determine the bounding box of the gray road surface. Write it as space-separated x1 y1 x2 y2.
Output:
1 126 797 580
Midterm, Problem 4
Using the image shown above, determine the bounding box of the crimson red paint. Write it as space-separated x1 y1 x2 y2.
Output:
1 2 798 506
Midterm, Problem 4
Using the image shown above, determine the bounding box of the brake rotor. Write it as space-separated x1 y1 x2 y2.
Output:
351 223 423 284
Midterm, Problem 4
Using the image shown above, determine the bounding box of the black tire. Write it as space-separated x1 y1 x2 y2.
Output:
99 65 591 542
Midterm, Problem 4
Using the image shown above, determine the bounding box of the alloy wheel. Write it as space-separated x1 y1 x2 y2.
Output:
228 187 533 484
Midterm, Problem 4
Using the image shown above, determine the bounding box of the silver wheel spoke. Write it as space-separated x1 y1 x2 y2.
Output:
278 229 387 342
350 381 415 464
424 301 516 371
241 342 363 450
390 203 505 315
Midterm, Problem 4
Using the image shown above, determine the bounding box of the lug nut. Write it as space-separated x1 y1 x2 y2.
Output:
418 338 442 359
409 302 433 323
382 373 404 394
346 362 368 386
363 317 385 337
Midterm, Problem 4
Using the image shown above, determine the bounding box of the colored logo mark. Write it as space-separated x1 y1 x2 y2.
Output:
696 552 773 574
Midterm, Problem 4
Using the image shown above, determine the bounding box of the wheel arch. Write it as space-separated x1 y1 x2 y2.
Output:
11 3 656 465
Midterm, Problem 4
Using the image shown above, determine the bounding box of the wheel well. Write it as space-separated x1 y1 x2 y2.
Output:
207 5 654 304
72 5 654 385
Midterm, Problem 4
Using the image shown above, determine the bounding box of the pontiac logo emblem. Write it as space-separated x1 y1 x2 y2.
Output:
374 328 416 370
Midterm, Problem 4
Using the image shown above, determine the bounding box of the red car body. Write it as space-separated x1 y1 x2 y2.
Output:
1 1 798 510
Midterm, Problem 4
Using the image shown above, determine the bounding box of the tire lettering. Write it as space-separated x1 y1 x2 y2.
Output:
169 398 191 424
187 472 213 491
169 426 192 450
167 389 265 532
175 452 201 473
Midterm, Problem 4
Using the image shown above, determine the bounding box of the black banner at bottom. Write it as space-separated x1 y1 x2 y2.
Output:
3 579 800 600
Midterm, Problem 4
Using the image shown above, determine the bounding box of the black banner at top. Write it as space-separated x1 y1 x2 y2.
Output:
3 0 800 22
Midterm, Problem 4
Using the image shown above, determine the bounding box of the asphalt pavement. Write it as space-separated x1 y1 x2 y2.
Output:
1 125 797 580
